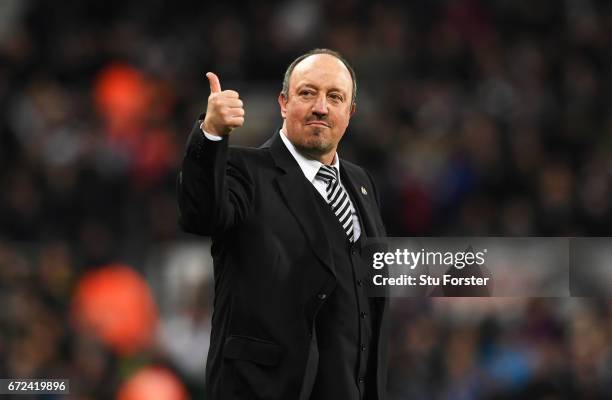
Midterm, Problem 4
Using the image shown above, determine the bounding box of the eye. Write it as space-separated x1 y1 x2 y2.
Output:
329 93 344 103
299 89 315 97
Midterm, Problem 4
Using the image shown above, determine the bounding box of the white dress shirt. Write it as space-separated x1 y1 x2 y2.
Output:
200 124 361 241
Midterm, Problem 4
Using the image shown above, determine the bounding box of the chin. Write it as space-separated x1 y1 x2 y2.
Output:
305 135 327 148
298 139 333 157
287 129 334 155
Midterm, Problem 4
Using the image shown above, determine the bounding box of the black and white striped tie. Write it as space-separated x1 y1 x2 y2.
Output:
316 165 355 242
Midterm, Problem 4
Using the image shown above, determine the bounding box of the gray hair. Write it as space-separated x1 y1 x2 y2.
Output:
281 48 357 106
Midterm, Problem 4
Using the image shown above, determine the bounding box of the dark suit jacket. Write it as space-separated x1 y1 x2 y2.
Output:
177 122 389 399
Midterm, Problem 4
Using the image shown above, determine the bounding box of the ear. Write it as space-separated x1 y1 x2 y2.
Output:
278 93 288 118
349 102 356 117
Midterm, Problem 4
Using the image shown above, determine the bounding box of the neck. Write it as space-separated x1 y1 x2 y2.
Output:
301 150 335 165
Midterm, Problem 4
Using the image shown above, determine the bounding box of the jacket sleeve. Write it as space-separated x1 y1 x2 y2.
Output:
176 120 254 236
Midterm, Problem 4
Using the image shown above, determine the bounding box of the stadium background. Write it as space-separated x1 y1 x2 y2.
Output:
1 0 612 398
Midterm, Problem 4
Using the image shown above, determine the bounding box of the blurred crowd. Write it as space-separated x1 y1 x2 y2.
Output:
1 0 612 398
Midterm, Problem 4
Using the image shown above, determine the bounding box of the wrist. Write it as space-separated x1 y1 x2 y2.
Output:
202 121 222 136
200 121 224 141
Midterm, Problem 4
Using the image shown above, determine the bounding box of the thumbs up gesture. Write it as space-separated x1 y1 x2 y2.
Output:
202 72 245 136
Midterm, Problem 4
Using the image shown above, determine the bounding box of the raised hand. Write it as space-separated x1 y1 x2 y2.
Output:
202 72 245 136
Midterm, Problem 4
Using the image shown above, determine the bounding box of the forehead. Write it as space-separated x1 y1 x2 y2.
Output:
290 54 353 93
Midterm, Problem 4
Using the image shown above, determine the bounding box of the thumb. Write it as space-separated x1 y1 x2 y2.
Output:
206 72 221 93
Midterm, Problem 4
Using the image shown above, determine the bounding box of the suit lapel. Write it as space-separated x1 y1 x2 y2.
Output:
266 133 337 278
340 162 379 238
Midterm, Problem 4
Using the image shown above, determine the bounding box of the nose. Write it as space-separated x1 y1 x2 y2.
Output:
312 94 328 117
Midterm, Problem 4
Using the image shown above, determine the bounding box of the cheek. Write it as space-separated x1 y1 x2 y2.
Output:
286 103 307 119
334 111 351 130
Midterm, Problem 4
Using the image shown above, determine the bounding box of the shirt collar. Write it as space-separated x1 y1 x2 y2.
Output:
279 129 340 183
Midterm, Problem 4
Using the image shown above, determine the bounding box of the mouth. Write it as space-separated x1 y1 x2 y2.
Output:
305 121 331 128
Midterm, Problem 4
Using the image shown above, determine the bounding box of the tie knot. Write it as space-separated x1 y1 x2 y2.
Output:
316 165 338 183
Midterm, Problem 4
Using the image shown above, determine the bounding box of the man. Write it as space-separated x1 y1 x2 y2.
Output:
177 48 388 399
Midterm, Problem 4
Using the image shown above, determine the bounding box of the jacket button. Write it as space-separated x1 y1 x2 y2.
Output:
357 280 363 287
358 377 365 383
318 293 327 300
360 312 368 319
361 344 366 351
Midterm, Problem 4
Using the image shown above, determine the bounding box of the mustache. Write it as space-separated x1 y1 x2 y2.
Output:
305 116 331 126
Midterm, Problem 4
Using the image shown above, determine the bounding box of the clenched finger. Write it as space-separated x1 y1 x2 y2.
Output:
227 116 244 127
230 108 245 117
221 90 240 99
223 99 243 108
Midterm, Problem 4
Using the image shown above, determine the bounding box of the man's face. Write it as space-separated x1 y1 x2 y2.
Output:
278 54 355 162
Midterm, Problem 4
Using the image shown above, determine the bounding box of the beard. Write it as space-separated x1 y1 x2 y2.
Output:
292 127 336 160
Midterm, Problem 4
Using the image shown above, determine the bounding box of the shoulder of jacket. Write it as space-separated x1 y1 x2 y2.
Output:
341 159 369 178
227 145 273 164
